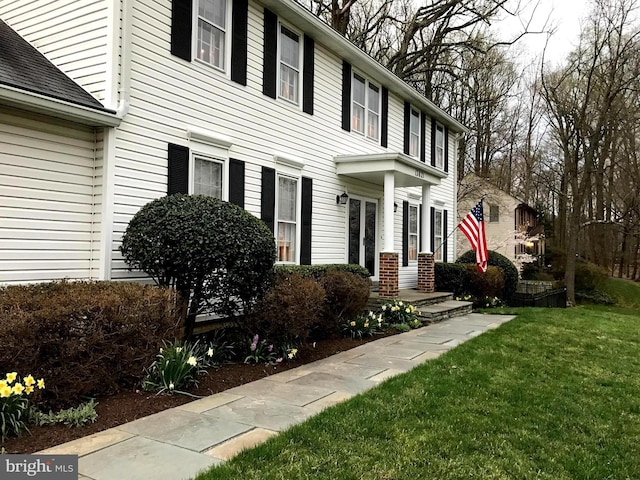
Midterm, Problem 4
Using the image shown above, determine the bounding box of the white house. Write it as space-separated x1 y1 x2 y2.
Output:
0 0 465 296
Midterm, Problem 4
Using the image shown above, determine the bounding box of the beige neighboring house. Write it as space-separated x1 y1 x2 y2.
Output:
457 174 544 266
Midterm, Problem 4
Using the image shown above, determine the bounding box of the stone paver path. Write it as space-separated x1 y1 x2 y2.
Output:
40 313 515 480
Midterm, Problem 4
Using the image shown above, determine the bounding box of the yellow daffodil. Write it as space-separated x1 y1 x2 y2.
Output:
12 383 25 395
25 386 34 395
350 321 356 327
187 356 197 366
23 375 36 387
0 385 12 398
291 348 298 355
0 379 6 389
176 347 183 353
169 382 175 390
287 352 294 359
6 372 17 384
364 322 369 328
37 378 45 389
405 308 411 313
382 305 387 311
207 348 214 357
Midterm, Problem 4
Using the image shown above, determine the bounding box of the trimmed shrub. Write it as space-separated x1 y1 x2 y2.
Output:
120 194 276 338
246 274 325 344
273 264 371 281
457 250 519 303
317 269 371 338
434 263 469 297
464 265 505 298
0 281 181 409
575 261 609 291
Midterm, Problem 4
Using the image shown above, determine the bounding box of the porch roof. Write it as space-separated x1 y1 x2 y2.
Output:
334 152 447 188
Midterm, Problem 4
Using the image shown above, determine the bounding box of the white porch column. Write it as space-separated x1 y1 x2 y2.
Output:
383 171 395 252
421 184 431 253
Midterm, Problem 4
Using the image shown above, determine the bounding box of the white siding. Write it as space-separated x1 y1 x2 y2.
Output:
109 0 459 286
0 107 99 284
0 0 110 102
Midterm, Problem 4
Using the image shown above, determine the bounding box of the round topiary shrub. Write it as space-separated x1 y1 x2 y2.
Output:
456 250 519 303
120 194 276 338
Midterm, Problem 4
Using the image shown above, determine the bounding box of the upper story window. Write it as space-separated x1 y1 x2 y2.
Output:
279 25 301 104
277 175 298 263
408 204 419 261
196 0 229 70
435 122 445 169
489 205 499 223
409 108 420 157
352 73 380 141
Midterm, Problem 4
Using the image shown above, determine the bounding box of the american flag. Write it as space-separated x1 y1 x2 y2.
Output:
458 200 488 273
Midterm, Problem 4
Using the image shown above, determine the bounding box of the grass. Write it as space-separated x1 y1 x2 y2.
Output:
196 279 640 480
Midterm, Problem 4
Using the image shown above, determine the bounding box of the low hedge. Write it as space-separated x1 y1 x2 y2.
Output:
0 281 181 408
273 264 371 281
456 250 519 303
435 263 504 299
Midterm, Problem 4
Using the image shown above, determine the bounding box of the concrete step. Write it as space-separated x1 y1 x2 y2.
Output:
416 300 473 325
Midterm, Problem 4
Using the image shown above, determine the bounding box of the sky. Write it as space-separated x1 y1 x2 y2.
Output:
495 0 592 65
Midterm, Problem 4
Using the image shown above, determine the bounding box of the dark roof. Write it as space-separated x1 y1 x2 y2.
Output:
0 19 108 111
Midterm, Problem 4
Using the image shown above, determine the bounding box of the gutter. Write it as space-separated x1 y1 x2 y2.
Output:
0 84 121 127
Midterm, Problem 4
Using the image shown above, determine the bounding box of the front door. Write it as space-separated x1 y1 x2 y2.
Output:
348 197 377 277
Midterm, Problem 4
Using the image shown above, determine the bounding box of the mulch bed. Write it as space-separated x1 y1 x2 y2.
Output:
2 331 397 454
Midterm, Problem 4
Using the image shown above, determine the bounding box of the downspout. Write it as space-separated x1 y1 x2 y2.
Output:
99 0 132 280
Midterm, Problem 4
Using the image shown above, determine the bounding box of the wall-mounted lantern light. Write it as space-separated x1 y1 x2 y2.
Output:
336 192 349 205
394 202 398 213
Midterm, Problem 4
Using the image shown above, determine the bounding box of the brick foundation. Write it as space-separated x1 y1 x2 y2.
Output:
378 252 399 298
418 252 435 293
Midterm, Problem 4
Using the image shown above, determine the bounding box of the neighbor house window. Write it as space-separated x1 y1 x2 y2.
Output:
409 108 420 157
352 73 380 141
279 25 300 104
409 204 418 261
277 175 298 262
435 123 445 168
193 156 223 198
490 205 499 223
434 209 443 262
196 0 228 70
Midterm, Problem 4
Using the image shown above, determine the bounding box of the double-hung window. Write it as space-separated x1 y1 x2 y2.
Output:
193 156 224 199
196 0 228 70
352 73 380 141
409 108 420 157
434 209 443 262
277 175 298 262
279 25 301 104
435 123 445 169
490 205 499 223
408 204 419 261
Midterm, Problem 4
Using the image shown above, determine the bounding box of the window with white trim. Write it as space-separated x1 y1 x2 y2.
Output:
193 155 224 199
435 122 445 169
434 208 443 262
196 0 230 71
408 204 419 261
352 72 380 141
277 175 298 262
409 108 420 157
279 25 301 104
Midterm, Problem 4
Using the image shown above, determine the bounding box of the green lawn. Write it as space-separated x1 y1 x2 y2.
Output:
197 282 640 480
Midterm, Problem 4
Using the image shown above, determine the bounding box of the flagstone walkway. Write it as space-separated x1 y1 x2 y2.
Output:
40 313 515 480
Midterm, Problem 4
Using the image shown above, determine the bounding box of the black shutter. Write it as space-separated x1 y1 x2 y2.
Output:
443 210 448 262
444 126 449 173
420 112 426 163
231 0 248 85
430 117 436 167
167 143 189 195
262 8 277 99
229 158 245 208
303 35 315 115
341 61 352 131
419 204 423 252
430 206 435 253
381 87 389 147
170 0 192 61
403 102 410 155
261 167 276 233
301 177 313 265
402 200 409 267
